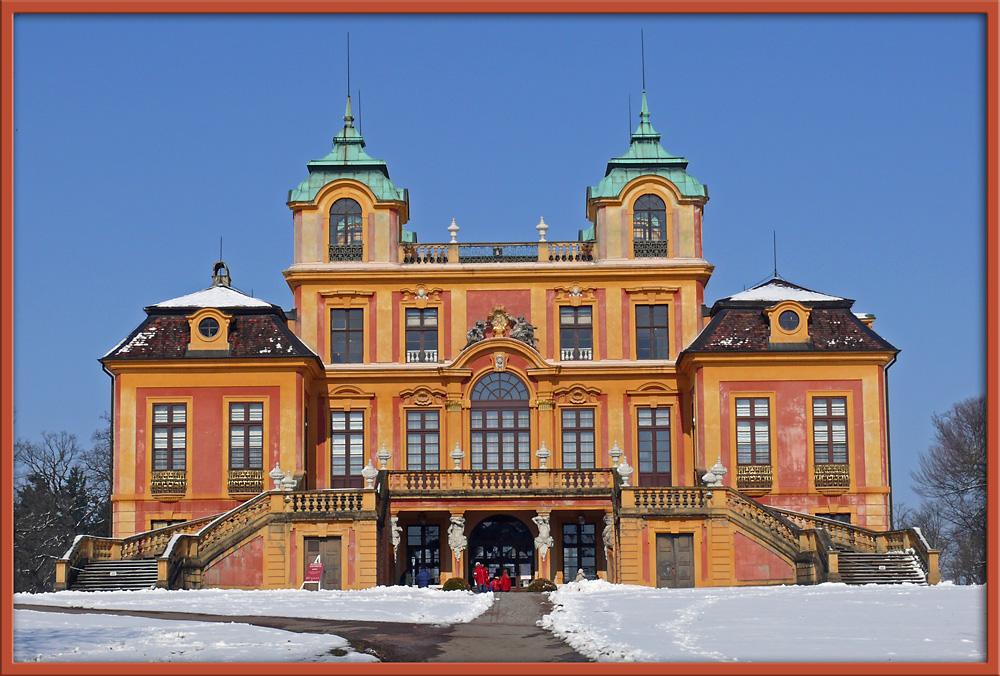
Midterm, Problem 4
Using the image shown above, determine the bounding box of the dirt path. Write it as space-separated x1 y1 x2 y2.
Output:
14 592 589 663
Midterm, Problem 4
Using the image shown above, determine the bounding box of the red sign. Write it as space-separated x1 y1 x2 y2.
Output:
305 563 324 582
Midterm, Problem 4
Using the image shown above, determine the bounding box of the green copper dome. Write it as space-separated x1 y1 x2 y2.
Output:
588 92 707 201
288 95 408 204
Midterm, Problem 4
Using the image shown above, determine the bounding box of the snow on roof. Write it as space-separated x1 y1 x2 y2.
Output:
725 279 842 303
151 285 274 309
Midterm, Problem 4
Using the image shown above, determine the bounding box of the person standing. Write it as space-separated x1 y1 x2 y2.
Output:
415 567 431 588
473 561 489 593
499 569 512 592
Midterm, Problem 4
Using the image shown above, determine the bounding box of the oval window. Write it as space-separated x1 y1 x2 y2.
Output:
778 310 800 331
198 317 220 338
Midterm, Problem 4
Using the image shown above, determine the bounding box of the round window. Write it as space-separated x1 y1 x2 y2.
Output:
778 310 800 331
198 317 220 338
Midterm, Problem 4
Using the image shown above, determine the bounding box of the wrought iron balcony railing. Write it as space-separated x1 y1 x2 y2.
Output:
150 470 187 495
633 240 670 258
399 241 594 265
736 463 773 495
228 469 264 494
814 463 850 489
329 244 364 262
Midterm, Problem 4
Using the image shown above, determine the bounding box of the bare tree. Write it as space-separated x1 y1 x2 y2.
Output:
910 396 987 584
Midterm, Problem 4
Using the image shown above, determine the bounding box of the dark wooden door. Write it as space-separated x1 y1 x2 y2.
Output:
304 537 342 590
656 534 694 588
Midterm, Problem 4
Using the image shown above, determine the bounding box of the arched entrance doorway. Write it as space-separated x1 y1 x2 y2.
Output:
469 515 534 584
470 371 531 470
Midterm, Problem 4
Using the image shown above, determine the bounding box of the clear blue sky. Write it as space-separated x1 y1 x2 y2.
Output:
12 13 985 509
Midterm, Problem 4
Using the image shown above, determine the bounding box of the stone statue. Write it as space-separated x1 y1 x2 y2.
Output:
390 516 402 558
465 320 486 348
510 315 538 348
448 516 467 561
532 514 554 561
602 514 615 550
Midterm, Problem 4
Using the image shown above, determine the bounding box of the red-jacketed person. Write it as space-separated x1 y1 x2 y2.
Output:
499 569 512 592
473 561 490 593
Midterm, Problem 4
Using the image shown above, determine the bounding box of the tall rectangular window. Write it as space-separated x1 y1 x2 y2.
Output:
229 402 264 470
635 305 669 360
637 407 671 485
561 409 596 469
331 411 365 488
562 522 597 582
152 404 186 471
735 398 770 465
407 525 440 585
406 410 440 470
330 308 364 364
405 308 438 363
559 306 593 361
813 397 848 465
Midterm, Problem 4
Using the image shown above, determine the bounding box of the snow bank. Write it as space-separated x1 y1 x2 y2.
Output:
15 585 495 626
541 580 986 662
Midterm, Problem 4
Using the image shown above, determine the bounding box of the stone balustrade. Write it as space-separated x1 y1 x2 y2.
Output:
399 241 595 265
387 469 615 493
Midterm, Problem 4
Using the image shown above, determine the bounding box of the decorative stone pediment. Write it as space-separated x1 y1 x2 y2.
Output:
400 285 443 308
554 384 603 405
399 386 446 407
554 283 597 306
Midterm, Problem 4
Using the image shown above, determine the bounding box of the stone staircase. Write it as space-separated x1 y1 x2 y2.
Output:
69 559 159 591
837 551 927 585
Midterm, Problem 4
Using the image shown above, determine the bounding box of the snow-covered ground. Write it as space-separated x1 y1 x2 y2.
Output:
13 611 379 663
14 586 494 625
13 582 987 663
541 580 987 662
13 586 494 663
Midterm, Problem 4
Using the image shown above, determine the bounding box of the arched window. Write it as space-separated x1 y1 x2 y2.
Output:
471 372 530 401
633 194 667 242
330 198 363 246
470 372 530 470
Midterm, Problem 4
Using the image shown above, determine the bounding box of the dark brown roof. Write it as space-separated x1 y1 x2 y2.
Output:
102 312 320 362
682 306 897 355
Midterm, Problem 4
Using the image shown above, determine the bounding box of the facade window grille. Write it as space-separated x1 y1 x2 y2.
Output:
152 404 186 471
405 308 438 363
330 308 364 363
635 304 669 359
229 402 264 470
559 306 593 361
330 411 365 488
561 409 596 469
637 407 671 485
406 410 440 471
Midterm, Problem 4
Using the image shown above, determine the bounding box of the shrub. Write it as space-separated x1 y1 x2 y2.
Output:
526 577 557 592
442 577 471 591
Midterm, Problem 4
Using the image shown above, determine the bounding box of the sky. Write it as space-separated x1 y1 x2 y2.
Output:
10 13 986 509
12 581 987 662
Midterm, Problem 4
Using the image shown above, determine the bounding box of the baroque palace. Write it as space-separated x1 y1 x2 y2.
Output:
58 92 940 592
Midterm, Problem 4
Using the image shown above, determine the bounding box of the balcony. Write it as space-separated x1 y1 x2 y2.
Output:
405 349 438 363
560 347 593 361
814 463 850 495
228 469 264 494
633 240 670 258
150 470 187 496
387 469 616 496
736 463 772 496
400 241 594 265
329 244 363 262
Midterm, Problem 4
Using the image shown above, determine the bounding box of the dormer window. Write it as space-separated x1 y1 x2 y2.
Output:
778 310 800 331
186 308 231 354
329 198 363 262
198 317 220 338
633 194 669 258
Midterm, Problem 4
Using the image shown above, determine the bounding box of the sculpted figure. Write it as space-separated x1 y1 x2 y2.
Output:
465 320 486 348
602 514 615 550
448 516 468 560
532 514 554 561
510 316 538 348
